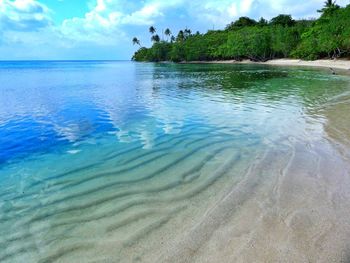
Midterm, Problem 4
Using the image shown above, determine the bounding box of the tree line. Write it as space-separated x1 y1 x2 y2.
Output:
132 1 350 62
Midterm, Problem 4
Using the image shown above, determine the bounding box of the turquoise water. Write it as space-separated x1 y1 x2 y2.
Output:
1 61 350 262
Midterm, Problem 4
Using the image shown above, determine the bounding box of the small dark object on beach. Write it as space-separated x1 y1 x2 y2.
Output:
330 67 336 75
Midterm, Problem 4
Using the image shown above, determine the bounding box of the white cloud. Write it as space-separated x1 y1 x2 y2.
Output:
59 9 125 44
0 0 52 31
241 0 254 13
56 0 187 44
121 2 164 25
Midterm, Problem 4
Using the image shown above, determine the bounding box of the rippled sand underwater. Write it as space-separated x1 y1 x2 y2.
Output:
1 62 350 262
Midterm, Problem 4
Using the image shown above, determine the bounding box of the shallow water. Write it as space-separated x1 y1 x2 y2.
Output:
1 61 350 262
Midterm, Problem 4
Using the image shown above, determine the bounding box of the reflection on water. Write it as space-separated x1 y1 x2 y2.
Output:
0 61 350 262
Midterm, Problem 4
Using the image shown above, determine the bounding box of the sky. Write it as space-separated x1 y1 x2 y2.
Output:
0 0 349 60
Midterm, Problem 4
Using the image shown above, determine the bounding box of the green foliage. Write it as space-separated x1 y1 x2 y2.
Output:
176 30 185 42
132 47 150 61
271 25 303 57
169 31 227 61
151 34 160 43
150 42 172 61
258 18 268 26
318 0 340 14
293 5 350 59
225 17 257 30
217 24 306 61
132 5 350 62
270 14 295 27
219 27 272 61
132 42 172 62
169 43 185 62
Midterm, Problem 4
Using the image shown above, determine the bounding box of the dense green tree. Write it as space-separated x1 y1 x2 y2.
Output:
225 17 257 30
150 42 172 61
170 43 186 62
220 27 272 61
258 17 268 26
132 47 150 61
176 30 185 42
271 26 301 57
151 34 160 43
270 14 295 26
293 4 350 59
132 5 350 62
181 31 228 61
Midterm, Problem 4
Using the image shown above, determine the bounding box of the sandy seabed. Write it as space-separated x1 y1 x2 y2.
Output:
138 66 350 263
75 85 350 263
151 91 350 263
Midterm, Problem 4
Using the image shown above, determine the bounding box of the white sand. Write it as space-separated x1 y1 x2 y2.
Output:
185 58 350 73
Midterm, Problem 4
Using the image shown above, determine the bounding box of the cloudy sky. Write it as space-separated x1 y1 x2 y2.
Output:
0 0 349 60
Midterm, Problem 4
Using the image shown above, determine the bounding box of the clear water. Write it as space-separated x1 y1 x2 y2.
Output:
1 61 350 262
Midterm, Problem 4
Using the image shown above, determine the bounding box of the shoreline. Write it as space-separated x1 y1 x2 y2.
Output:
182 59 350 74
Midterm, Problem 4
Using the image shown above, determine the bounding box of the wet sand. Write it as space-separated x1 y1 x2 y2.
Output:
157 142 350 263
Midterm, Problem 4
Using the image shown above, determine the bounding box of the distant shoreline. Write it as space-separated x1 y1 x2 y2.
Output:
181 59 350 74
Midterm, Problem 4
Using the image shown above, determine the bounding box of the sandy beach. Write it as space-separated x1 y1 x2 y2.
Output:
184 59 350 74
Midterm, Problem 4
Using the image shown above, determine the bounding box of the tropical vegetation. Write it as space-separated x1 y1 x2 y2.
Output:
132 1 350 62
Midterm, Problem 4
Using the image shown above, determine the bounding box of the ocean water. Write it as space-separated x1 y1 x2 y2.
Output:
1 61 350 262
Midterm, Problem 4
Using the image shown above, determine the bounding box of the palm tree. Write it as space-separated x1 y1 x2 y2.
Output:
170 35 176 43
164 28 171 41
176 30 185 42
325 0 336 8
318 0 339 13
132 37 141 47
149 26 156 35
151 34 160 43
184 28 192 39
184 28 191 35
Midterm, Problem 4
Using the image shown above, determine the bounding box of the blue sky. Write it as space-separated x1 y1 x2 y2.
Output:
0 0 349 60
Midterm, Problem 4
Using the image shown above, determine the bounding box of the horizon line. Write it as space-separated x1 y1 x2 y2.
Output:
0 59 132 62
